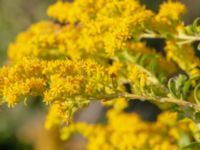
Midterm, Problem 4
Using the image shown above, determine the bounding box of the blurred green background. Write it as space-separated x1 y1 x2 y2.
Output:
0 0 54 149
0 0 200 150
0 0 54 64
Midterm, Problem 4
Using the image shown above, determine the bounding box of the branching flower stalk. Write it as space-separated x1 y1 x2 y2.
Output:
100 93 200 111
140 33 200 42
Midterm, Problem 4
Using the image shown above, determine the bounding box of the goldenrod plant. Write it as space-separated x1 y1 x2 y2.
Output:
1 0 200 149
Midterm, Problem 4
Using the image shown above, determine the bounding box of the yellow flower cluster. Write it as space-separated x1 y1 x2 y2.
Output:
8 21 82 61
155 1 186 33
0 58 113 106
0 58 166 124
61 99 194 150
8 0 186 61
7 0 192 105
0 59 46 107
165 41 200 77
157 1 186 21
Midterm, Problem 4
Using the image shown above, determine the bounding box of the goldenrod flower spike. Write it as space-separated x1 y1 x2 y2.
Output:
1 0 200 149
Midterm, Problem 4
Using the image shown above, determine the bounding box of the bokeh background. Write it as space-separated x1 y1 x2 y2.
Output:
0 0 200 150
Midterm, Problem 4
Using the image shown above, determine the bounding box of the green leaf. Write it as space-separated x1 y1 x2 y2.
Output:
195 112 200 122
179 132 191 149
194 83 200 104
118 51 134 63
168 75 191 99
139 54 149 66
168 78 177 97
182 80 192 99
197 43 200 51
158 73 167 83
148 57 157 75
185 26 193 35
134 53 142 63
175 75 187 90
182 142 200 150
192 17 200 34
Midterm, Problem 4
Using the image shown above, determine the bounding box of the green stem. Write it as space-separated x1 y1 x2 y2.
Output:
140 33 200 42
100 93 200 111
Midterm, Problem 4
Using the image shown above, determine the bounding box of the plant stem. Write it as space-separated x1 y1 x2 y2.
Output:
101 93 200 111
140 33 200 42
